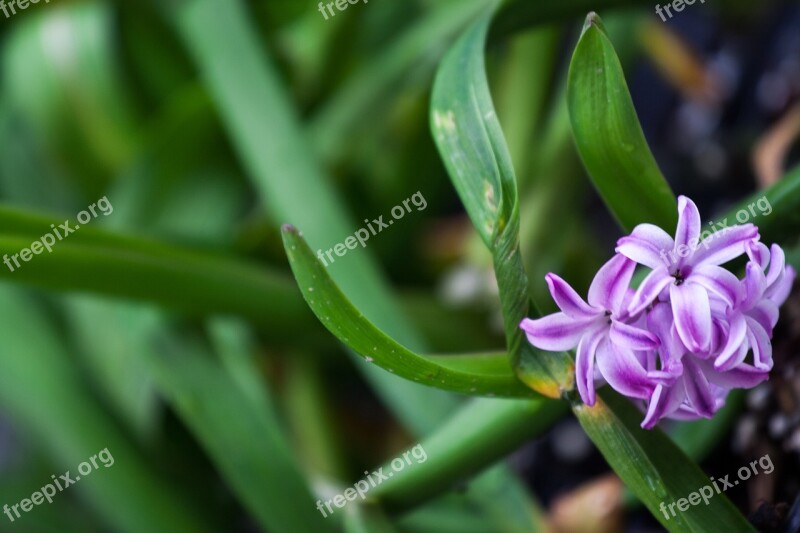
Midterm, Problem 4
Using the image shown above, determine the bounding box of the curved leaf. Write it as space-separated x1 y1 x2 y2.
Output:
430 5 572 397
567 12 677 232
282 225 534 398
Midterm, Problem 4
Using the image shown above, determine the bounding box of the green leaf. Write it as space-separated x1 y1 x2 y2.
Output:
724 164 800 245
567 12 677 232
430 6 572 397
430 8 514 249
371 397 566 512
2 2 142 196
170 2 550 528
0 286 209 532
65 297 161 438
0 205 310 336
166 0 460 434
344 504 397 533
147 331 334 533
310 0 491 163
282 225 534 398
573 390 755 531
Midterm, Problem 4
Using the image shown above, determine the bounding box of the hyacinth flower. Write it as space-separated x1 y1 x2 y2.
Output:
745 241 796 308
521 194 794 429
615 195 758 354
520 254 659 406
714 243 797 372
640 302 770 428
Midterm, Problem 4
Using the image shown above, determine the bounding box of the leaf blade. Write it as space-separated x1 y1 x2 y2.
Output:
567 12 677 232
574 390 755 531
282 225 535 398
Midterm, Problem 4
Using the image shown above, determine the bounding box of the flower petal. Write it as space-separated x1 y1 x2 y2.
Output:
744 316 772 371
669 399 726 421
741 262 767 310
713 313 748 371
520 314 593 351
575 328 604 406
595 338 654 400
646 302 686 373
682 357 716 418
616 224 674 269
769 265 795 306
745 241 770 270
692 224 759 267
587 254 636 312
763 244 793 304
545 273 597 319
675 196 701 256
765 243 786 289
687 264 741 307
629 268 673 316
641 382 685 429
695 359 769 389
609 320 660 351
670 282 712 353
747 299 779 336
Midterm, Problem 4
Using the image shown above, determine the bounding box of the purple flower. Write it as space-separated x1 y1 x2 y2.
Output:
520 254 659 406
745 242 796 307
519 194 794 429
714 243 796 372
640 302 768 429
616 196 758 353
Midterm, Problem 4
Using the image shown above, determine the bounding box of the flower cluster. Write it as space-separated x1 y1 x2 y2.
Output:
520 196 795 428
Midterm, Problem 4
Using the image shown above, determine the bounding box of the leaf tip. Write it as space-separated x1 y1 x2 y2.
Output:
581 12 606 37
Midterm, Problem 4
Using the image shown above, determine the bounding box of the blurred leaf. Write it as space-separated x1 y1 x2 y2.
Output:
170 3 553 530
65 297 161 439
573 390 755 531
0 205 310 336
283 353 349 481
2 3 142 197
567 12 677 232
282 225 534 398
0 285 208 532
147 331 334 533
492 0 658 38
494 26 561 184
0 450 105 533
167 0 461 433
344 504 397 533
725 164 800 246
310 0 490 163
372 397 566 512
